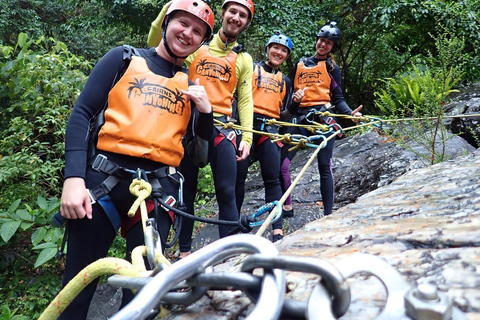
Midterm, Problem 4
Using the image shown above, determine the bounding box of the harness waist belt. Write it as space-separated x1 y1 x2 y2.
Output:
89 154 177 203
91 154 176 180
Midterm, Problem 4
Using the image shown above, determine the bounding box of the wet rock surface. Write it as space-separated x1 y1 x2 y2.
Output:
86 85 480 319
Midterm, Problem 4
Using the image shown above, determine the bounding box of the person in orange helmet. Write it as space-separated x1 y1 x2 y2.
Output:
57 1 215 318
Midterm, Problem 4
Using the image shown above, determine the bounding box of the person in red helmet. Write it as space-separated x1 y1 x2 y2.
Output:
235 31 305 243
57 1 215 318
280 21 363 218
148 0 255 258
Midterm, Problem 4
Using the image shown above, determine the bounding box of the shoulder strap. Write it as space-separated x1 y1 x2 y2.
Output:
122 44 140 60
88 46 137 161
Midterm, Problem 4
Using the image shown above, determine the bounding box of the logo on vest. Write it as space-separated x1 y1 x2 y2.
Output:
255 76 283 94
128 78 186 115
194 59 232 82
297 70 324 85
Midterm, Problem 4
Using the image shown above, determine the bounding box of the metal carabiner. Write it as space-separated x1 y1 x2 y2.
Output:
144 218 163 270
368 116 384 130
334 253 412 320
307 134 328 148
110 234 285 320
305 109 318 123
241 254 350 319
249 201 282 227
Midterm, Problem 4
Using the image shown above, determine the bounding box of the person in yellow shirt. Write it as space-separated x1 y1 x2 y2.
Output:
148 0 255 259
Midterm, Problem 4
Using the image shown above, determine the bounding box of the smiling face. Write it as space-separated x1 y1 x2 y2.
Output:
163 11 208 59
267 43 289 68
220 3 250 40
315 37 334 58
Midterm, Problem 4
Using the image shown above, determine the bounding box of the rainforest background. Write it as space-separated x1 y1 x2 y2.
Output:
1 0 479 318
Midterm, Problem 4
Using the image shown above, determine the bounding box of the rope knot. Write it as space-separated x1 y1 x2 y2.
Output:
128 179 152 217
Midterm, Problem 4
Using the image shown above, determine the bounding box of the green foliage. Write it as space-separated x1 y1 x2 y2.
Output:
373 29 466 165
374 30 465 118
0 195 63 318
195 164 215 205
374 65 460 117
0 33 92 208
0 196 62 267
0 0 147 61
0 305 29 320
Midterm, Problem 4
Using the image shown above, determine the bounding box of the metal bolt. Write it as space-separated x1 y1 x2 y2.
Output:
416 283 439 301
404 283 453 320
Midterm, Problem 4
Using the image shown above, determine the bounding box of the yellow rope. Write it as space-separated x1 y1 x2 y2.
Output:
39 178 173 320
38 258 140 320
255 130 340 237
128 179 171 266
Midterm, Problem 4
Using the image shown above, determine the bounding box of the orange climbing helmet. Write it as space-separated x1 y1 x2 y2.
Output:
222 0 254 20
164 0 215 41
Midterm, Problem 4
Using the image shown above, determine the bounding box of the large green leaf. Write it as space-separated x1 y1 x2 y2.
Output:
14 208 32 221
31 227 48 246
32 242 57 250
34 247 58 268
0 220 21 242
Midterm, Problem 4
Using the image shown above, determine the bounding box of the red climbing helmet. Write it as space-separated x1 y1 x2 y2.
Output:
165 0 215 40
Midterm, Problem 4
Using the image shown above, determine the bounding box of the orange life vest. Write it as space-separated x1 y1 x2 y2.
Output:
293 59 331 108
252 64 286 119
97 55 191 167
189 46 238 116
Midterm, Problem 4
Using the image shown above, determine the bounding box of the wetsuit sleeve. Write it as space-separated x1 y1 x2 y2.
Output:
64 46 128 180
330 74 353 115
280 76 298 121
331 64 342 87
185 101 213 168
289 62 299 90
147 3 169 47
236 52 254 147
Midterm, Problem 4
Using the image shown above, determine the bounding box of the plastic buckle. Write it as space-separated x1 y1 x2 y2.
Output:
87 189 96 205
161 195 176 212
91 154 107 171
226 130 236 141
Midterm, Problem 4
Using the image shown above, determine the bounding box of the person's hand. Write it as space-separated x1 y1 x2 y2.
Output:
181 78 212 114
60 177 92 220
236 141 251 161
293 87 308 103
351 105 363 123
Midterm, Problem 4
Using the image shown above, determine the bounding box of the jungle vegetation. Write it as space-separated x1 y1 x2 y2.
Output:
1 0 479 317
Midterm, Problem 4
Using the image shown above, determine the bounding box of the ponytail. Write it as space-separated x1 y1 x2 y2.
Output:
326 53 335 73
